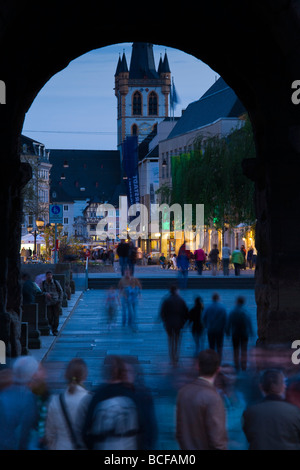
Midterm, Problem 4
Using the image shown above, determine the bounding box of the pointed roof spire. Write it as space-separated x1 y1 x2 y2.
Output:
161 51 171 73
129 42 159 79
115 53 122 76
120 50 128 73
157 53 163 75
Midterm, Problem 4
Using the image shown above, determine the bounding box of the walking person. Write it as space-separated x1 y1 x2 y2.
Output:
0 356 40 450
45 358 90 450
82 355 143 450
208 244 219 276
41 270 63 336
188 296 204 356
159 285 188 365
222 243 231 276
177 242 189 289
117 239 129 276
203 293 227 361
242 369 300 450
194 246 206 275
105 286 120 330
226 296 254 372
176 349 227 450
127 276 142 332
128 241 137 276
247 246 254 269
240 244 247 270
231 247 244 276
118 269 142 330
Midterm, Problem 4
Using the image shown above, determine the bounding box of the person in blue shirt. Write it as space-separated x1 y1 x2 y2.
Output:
203 293 227 361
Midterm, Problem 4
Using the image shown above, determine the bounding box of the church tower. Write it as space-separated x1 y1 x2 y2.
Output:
115 43 171 159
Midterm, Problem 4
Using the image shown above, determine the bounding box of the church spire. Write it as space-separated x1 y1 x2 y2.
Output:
129 43 159 79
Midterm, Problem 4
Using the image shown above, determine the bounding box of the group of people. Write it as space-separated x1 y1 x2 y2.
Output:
160 286 253 371
0 354 157 451
116 240 138 276
2 349 300 450
176 242 256 278
22 270 64 336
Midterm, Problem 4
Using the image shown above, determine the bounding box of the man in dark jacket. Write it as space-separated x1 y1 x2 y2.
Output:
226 296 253 371
159 285 188 365
176 349 227 450
203 293 227 361
117 240 130 276
242 369 300 450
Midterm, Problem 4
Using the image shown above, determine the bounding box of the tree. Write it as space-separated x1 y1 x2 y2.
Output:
170 116 256 231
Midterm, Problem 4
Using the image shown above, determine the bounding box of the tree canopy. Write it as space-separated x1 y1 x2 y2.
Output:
170 116 256 229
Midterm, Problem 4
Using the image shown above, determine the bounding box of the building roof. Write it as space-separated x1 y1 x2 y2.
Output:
49 149 121 206
129 43 159 80
167 77 246 140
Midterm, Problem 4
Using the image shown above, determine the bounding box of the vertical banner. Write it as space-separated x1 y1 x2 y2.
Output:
122 135 140 207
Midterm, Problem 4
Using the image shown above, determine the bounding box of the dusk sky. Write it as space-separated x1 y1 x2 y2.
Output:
22 43 218 150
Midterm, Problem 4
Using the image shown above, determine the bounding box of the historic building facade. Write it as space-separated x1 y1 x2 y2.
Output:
115 43 171 160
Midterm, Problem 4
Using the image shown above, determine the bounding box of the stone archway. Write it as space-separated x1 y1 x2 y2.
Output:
1 0 300 355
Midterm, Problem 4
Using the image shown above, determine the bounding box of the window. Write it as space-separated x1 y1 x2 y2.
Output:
64 218 68 224
132 124 138 135
132 91 142 115
148 91 158 115
64 205 69 211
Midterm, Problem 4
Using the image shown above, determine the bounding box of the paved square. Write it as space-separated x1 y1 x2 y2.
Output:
42 287 256 450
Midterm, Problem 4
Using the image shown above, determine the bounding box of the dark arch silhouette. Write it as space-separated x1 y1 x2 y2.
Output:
1 0 300 355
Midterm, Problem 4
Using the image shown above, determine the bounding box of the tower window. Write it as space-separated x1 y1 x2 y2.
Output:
132 91 142 115
148 91 158 116
132 124 138 135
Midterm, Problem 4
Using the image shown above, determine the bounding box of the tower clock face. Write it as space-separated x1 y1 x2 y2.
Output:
139 122 153 133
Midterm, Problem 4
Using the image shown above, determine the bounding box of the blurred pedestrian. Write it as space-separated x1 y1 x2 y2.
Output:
247 246 254 269
240 244 247 269
242 369 300 450
203 293 227 360
194 246 206 275
41 270 63 336
176 349 227 450
128 241 137 276
226 296 254 371
45 358 90 450
22 273 42 304
118 269 142 331
222 243 231 276
82 355 142 450
105 286 120 330
231 247 244 276
117 239 129 276
177 242 189 289
0 356 40 450
159 285 188 365
159 253 166 269
209 244 219 276
188 296 204 356
123 357 158 450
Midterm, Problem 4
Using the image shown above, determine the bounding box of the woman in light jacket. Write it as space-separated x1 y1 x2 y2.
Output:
45 358 91 450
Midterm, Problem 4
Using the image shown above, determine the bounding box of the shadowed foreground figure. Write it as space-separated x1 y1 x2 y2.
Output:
159 285 188 365
242 369 300 450
176 349 227 450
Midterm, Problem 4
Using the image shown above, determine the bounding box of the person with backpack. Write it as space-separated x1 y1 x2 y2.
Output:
41 270 63 336
82 355 142 450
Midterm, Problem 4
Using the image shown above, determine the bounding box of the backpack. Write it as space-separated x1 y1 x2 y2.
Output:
90 395 139 450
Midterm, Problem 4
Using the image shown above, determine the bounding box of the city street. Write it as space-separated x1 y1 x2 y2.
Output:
37 277 257 450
